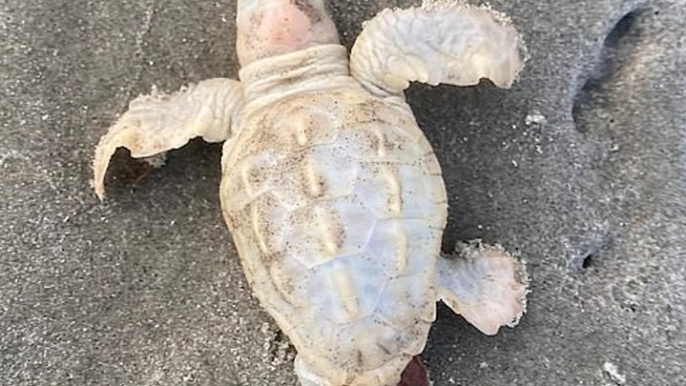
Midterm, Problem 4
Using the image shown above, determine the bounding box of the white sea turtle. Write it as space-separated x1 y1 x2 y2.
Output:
93 1 529 385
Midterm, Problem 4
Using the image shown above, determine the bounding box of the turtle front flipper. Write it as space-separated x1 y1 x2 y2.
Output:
437 241 528 335
350 1 525 97
92 78 243 199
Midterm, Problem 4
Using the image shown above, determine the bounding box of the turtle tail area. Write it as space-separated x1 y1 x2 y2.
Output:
436 241 529 335
397 356 431 386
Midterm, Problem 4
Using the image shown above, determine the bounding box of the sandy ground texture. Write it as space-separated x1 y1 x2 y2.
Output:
1 0 685 385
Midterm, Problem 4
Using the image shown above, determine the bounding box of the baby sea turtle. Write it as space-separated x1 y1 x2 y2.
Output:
93 1 529 385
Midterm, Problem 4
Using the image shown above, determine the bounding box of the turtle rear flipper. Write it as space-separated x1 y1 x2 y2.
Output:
437 241 528 335
350 1 525 97
92 78 243 199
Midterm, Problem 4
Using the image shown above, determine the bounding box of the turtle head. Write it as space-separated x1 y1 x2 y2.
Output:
236 0 340 66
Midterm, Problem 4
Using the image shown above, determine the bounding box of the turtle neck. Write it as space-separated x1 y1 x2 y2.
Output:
239 44 354 111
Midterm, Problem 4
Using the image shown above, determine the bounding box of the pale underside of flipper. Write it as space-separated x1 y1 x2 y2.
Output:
350 0 526 97
437 241 528 335
295 356 336 386
92 78 243 199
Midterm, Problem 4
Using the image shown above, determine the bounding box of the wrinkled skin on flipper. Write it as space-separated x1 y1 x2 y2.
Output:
438 241 528 335
93 1 529 386
350 0 526 96
92 78 243 199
